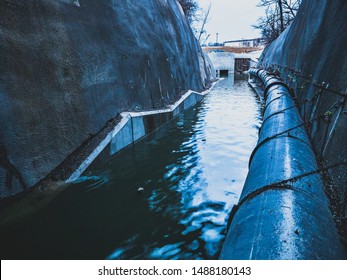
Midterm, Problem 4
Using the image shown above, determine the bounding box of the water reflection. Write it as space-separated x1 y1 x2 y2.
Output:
102 76 262 259
0 77 262 260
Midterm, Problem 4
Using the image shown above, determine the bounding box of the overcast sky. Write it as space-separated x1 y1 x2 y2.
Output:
195 0 266 43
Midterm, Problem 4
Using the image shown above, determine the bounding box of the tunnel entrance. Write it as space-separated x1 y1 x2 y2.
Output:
219 70 229 77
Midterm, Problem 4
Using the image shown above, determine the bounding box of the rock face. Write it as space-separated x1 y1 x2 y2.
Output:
0 0 213 198
259 0 347 235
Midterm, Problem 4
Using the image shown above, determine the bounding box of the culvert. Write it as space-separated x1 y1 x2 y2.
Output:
219 70 229 77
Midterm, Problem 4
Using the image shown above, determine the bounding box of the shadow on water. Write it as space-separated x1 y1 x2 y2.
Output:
0 76 263 260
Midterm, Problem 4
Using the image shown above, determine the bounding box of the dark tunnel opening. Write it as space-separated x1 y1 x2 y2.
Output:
220 70 229 77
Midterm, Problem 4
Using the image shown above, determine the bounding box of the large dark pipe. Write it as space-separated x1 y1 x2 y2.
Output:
220 68 346 259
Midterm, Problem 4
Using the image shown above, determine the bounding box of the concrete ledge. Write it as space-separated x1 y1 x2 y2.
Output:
66 81 219 182
248 80 264 100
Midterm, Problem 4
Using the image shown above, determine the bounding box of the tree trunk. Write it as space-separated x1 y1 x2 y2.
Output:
278 0 285 32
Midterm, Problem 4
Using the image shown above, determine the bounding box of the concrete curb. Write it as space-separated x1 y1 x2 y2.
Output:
248 80 264 100
66 81 219 182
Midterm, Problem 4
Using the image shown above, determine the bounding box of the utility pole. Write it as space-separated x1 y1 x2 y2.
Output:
216 33 219 44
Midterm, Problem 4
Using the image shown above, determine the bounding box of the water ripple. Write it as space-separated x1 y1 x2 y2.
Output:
0 77 262 260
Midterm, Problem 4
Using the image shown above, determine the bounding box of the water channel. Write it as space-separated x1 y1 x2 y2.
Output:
0 76 263 259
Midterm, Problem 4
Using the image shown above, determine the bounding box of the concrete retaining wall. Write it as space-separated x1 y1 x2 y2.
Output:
207 52 235 77
0 0 214 199
66 83 218 182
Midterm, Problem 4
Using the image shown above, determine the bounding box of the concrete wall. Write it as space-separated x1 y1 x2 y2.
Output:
207 52 235 77
0 0 213 198
258 0 347 239
66 85 217 182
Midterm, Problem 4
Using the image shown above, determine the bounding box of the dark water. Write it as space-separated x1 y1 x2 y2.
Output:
0 77 262 260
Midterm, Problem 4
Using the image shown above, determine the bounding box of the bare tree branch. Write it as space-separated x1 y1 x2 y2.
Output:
254 0 302 43
197 4 211 43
